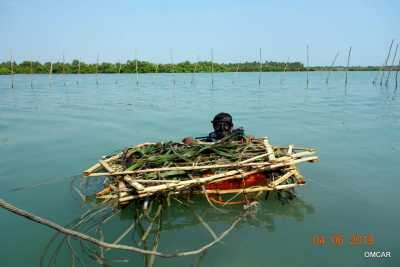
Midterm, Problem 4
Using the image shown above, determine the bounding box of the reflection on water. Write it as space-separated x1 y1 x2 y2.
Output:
40 184 315 267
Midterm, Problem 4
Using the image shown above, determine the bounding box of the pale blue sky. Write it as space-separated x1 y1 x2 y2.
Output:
0 0 399 66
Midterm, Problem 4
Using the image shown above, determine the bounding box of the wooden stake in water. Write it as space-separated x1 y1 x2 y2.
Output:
135 49 139 86
258 48 262 86
96 53 99 86
379 39 394 86
306 45 309 87
153 63 158 84
49 62 53 88
191 56 199 85
345 46 352 86
325 51 340 84
30 59 34 88
211 48 214 87
395 54 400 89
10 50 14 89
385 42 399 87
62 52 66 86
280 57 290 84
233 60 240 84
76 59 80 85
115 60 121 84
170 48 175 86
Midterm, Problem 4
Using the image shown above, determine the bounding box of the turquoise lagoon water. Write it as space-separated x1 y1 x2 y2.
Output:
0 71 399 266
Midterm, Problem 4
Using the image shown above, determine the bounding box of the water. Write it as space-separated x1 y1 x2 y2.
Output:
0 72 399 267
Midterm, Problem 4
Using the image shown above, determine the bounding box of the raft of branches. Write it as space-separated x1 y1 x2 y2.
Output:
84 137 318 207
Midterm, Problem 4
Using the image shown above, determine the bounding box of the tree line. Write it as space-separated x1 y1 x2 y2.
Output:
0 60 305 74
1 60 391 75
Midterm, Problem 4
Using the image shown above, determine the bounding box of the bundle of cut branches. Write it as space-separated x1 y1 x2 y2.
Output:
83 137 318 206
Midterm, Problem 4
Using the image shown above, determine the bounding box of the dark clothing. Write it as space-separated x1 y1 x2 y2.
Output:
196 127 245 142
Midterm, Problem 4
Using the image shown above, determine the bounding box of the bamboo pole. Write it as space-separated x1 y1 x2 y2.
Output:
306 45 309 87
10 50 14 89
99 160 114 173
30 59 33 88
49 62 53 88
211 48 214 87
202 183 303 195
258 48 262 86
385 43 399 87
96 53 99 86
118 156 318 202
135 49 139 86
280 57 290 84
87 152 316 177
269 170 296 187
380 39 394 86
83 153 122 176
345 46 352 86
325 51 339 84
124 175 145 191
191 56 199 85
396 51 400 89
62 51 66 86
263 137 276 161
76 59 80 85
170 48 175 86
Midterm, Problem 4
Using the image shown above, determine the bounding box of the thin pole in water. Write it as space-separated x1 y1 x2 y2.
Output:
211 48 214 87
170 48 175 86
325 51 340 85
306 45 309 87
96 53 99 86
135 49 139 86
379 39 394 86
49 61 53 88
62 51 66 86
153 63 158 84
233 60 240 84
280 57 290 84
258 48 262 86
395 52 400 89
345 46 352 86
115 60 121 84
10 50 14 89
77 59 80 85
191 56 198 85
385 42 399 87
30 58 33 88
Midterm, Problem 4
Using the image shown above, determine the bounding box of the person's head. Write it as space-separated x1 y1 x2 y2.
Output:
211 112 233 138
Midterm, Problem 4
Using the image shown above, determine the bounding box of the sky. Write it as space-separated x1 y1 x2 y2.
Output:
0 0 399 66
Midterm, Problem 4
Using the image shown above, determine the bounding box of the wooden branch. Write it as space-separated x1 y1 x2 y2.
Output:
83 153 121 176
124 175 145 191
269 170 296 187
0 198 245 258
263 137 276 161
138 205 162 245
99 160 114 173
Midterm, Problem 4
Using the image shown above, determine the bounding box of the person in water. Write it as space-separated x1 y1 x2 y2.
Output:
182 112 246 144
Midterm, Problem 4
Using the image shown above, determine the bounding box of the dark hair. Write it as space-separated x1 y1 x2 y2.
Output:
212 112 233 126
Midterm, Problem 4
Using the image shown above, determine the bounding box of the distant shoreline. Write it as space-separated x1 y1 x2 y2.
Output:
1 69 397 75
1 60 398 75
